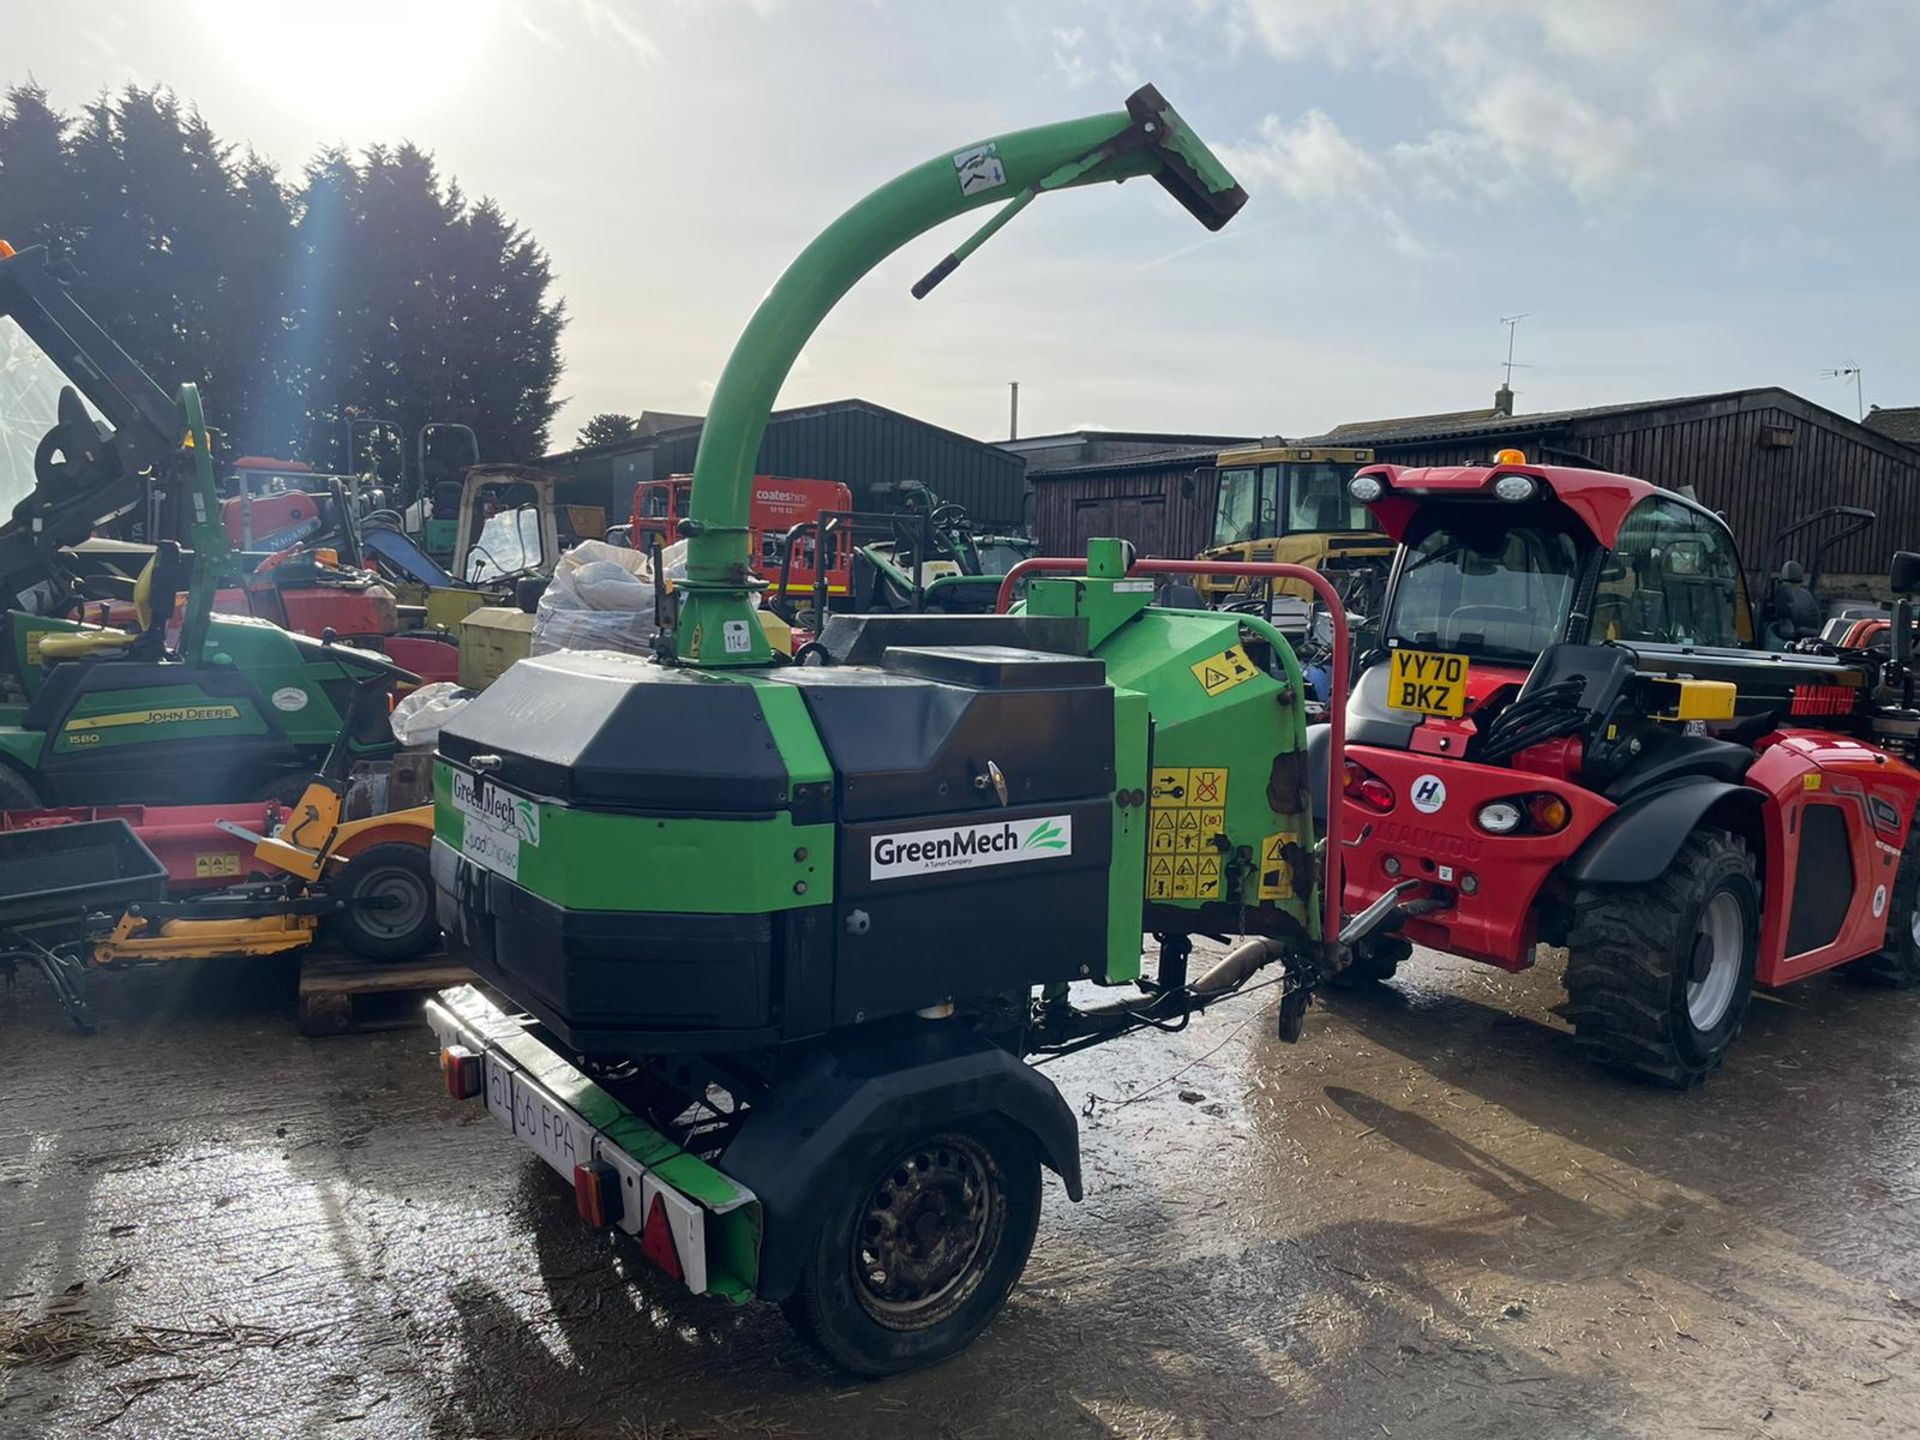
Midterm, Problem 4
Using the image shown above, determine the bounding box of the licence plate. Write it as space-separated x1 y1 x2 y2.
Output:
483 1054 517 1135
506 1069 595 1181
1388 648 1469 717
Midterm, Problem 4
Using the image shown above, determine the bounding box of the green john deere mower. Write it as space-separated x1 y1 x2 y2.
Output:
0 244 414 808
424 86 1354 1373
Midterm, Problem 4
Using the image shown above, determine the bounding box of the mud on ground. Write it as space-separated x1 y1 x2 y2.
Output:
3 943 1918 1438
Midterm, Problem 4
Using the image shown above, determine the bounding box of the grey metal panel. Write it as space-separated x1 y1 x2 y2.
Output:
542 402 1027 531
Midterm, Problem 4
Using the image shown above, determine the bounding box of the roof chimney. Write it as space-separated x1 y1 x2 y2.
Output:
1493 382 1514 417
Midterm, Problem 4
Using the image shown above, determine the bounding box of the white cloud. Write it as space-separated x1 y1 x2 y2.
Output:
1221 0 1920 207
1219 109 1435 257
1051 25 1093 88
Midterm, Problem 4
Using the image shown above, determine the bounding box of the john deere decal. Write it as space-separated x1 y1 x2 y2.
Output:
870 815 1072 880
65 704 243 731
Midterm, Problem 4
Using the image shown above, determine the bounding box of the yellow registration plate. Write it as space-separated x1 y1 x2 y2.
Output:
1388 648 1468 717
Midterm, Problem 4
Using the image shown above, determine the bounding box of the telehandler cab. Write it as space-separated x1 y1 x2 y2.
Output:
1319 451 1920 1086
422 86 1362 1375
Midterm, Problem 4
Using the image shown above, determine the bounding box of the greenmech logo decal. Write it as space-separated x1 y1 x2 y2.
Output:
870 815 1071 880
450 770 541 846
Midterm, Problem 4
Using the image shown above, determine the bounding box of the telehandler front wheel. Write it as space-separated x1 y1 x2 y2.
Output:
781 1117 1040 1376
1844 825 1920 987
1562 828 1758 1088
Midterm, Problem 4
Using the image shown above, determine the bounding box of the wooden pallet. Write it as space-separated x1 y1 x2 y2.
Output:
297 950 474 1036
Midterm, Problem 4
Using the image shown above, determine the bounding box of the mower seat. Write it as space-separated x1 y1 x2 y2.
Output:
36 626 138 661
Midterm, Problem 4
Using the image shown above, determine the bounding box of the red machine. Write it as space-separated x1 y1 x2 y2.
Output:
633 474 854 595
1324 450 1920 1086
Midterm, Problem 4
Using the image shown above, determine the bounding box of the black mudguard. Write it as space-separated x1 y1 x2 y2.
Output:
1564 780 1761 885
719 1020 1081 1301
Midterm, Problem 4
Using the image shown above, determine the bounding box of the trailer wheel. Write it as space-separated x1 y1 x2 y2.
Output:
1844 828 1920 987
1562 828 1758 1088
781 1117 1040 1375
0 764 43 812
328 843 438 961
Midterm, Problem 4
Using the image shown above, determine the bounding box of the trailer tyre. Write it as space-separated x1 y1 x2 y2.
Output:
1562 828 1758 1088
0 764 43 812
328 843 438 961
1844 827 1920 988
781 1117 1040 1376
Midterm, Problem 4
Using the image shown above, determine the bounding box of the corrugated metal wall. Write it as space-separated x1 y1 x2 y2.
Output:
544 404 1028 530
1567 400 1920 579
1028 393 1920 581
1027 459 1219 558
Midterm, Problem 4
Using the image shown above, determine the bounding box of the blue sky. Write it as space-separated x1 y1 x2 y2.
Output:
8 0 1918 447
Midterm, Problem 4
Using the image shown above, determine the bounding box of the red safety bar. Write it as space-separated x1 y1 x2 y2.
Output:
996 556 1349 954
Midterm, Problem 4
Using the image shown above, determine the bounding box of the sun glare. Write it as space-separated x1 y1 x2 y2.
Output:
192 0 503 132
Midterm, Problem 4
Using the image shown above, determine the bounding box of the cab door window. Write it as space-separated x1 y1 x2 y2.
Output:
1593 498 1747 648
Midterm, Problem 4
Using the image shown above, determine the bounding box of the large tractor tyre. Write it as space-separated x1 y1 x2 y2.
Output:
0 764 44 813
1562 829 1759 1089
328 843 439 961
781 1117 1041 1376
1844 828 1920 987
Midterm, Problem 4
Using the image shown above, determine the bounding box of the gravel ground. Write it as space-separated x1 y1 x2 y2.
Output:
3 941 1919 1438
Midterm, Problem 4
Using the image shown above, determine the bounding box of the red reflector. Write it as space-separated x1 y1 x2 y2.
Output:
640 1192 683 1282
440 1045 483 1100
572 1161 622 1229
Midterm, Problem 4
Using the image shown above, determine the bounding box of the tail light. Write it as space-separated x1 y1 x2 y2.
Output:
1473 793 1572 835
440 1045 483 1100
1344 760 1395 812
573 1160 623 1229
1527 793 1571 833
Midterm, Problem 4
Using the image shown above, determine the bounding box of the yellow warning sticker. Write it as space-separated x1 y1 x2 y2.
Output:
1189 767 1229 807
194 852 241 879
1802 773 1822 791
1146 762 1230 900
1190 645 1259 699
1147 854 1176 900
1150 767 1190 803
1173 854 1199 898
1196 853 1222 893
1258 831 1296 902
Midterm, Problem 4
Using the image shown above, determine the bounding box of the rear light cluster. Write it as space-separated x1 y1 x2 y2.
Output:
440 1045 483 1100
1344 760 1395 812
1474 793 1570 835
573 1160 623 1229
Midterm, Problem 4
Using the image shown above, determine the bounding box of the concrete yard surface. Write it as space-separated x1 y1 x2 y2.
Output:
3 943 1919 1439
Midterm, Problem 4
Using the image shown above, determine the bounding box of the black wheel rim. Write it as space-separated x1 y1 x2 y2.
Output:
852 1133 1007 1330
355 865 428 939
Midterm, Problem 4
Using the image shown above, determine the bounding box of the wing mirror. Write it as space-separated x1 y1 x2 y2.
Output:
1890 551 1920 596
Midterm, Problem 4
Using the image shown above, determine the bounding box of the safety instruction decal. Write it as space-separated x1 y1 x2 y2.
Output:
195 852 241 879
1190 645 1258 699
1258 832 1296 902
1147 765 1227 901
952 143 1007 196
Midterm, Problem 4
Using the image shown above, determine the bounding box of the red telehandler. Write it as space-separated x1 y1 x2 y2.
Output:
1319 449 1920 1086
